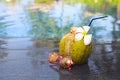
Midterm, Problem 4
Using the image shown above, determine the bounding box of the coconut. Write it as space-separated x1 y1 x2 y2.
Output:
59 26 92 64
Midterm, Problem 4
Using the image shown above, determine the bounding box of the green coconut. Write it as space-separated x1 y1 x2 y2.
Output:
71 39 92 64
59 26 92 64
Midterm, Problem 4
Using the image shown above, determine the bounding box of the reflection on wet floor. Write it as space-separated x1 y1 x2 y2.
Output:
0 38 120 80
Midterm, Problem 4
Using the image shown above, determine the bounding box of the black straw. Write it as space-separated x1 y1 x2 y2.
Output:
88 16 108 26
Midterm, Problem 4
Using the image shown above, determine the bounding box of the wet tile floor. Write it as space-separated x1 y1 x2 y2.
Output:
0 38 120 80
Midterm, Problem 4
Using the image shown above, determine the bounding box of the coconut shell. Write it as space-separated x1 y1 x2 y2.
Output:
59 30 92 64
59 33 74 56
71 39 92 64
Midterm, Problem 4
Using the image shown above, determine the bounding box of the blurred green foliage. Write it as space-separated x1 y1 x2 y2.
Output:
35 0 54 3
65 0 120 17
65 0 120 6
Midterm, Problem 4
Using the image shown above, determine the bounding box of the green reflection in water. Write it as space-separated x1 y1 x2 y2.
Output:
27 0 120 39
28 10 71 38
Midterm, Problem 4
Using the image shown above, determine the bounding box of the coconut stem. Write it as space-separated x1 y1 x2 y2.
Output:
88 16 108 26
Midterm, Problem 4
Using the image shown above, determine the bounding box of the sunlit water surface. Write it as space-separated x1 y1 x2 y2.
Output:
0 0 120 40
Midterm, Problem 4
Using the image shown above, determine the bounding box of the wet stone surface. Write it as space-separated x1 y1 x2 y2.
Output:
0 38 120 80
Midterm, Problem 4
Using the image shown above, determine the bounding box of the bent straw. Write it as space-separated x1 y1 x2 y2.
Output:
88 16 108 26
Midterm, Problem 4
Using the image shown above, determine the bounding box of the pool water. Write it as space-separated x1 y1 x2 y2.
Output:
0 0 120 40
